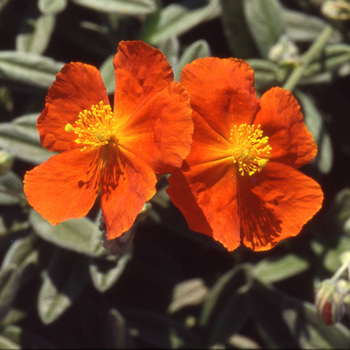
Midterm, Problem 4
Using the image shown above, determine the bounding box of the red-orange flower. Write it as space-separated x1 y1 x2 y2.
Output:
24 41 193 239
166 57 324 252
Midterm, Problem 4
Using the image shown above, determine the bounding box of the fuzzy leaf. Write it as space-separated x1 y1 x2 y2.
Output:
16 9 56 55
174 39 210 81
89 252 132 293
0 51 63 89
38 0 67 14
282 293 350 348
1 234 39 285
38 248 90 324
243 0 285 58
72 0 157 15
296 90 333 174
0 325 57 349
148 0 221 44
0 265 21 324
0 122 54 164
220 0 257 58
29 210 107 258
252 254 310 284
0 171 25 206
99 55 115 95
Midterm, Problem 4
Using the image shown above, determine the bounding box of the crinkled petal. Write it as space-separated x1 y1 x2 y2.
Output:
113 40 174 122
24 148 105 224
167 160 241 251
118 82 193 174
180 57 260 141
240 162 323 251
38 63 109 153
101 144 157 239
254 87 317 168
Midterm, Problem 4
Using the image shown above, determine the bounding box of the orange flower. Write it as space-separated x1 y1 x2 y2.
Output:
166 57 324 252
24 41 193 240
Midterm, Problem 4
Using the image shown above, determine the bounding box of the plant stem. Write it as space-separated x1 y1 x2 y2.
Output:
283 24 334 91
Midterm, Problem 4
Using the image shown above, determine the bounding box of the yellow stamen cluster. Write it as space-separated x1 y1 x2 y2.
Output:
65 101 117 151
229 124 272 176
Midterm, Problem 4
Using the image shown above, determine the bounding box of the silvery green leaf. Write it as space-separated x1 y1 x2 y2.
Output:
220 0 257 58
168 278 208 314
29 210 107 258
0 265 21 324
296 90 333 174
0 325 58 348
0 122 54 164
243 0 285 58
158 36 180 75
175 39 210 81
12 114 40 142
252 254 309 284
0 51 63 89
282 293 350 348
99 55 115 95
16 11 56 55
284 8 341 43
38 0 67 14
38 248 89 324
0 171 25 206
1 234 39 285
89 252 132 293
72 0 157 15
245 58 281 89
148 0 221 44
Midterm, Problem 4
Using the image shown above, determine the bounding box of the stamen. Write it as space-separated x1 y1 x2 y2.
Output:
65 101 117 151
229 124 272 176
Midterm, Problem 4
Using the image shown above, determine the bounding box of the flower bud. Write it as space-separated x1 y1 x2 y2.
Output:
315 279 346 325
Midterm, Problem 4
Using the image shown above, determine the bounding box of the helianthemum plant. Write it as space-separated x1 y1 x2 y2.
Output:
24 40 193 240
167 57 324 251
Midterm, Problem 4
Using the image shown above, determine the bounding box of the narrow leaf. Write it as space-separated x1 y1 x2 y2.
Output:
282 293 350 348
252 254 310 284
175 39 210 81
16 8 56 55
0 266 21 324
89 252 132 293
0 51 63 89
29 210 107 258
0 122 54 164
38 0 67 14
296 90 333 174
99 54 115 95
220 0 257 58
148 0 221 44
38 248 90 324
0 171 26 206
0 325 57 349
243 0 285 58
72 0 157 15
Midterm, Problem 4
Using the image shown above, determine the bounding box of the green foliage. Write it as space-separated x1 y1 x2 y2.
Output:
0 0 350 348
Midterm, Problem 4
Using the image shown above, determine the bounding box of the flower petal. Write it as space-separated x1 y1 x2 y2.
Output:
167 159 241 251
101 144 157 239
180 57 260 141
254 87 317 168
38 62 109 153
117 81 193 174
240 162 323 251
24 148 104 224
113 40 174 121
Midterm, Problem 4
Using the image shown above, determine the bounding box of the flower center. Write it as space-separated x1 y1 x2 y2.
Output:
229 124 272 176
65 101 117 151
